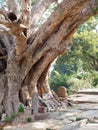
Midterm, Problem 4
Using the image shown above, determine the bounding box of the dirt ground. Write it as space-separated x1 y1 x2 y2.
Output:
3 89 98 130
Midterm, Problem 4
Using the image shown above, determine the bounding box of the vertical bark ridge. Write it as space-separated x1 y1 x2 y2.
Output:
37 64 52 97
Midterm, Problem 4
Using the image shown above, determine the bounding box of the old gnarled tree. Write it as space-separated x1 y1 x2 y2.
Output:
0 0 98 116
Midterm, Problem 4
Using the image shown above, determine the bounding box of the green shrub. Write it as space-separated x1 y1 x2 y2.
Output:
18 104 25 112
67 77 93 94
46 128 54 130
27 117 32 123
11 112 18 119
5 115 12 122
92 76 98 86
49 72 70 94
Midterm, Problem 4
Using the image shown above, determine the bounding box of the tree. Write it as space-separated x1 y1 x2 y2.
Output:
52 16 98 75
0 0 98 117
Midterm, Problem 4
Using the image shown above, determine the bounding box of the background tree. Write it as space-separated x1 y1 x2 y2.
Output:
0 0 98 117
50 16 98 94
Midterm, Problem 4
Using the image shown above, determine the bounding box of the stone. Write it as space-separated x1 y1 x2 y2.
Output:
1 113 6 121
58 86 67 99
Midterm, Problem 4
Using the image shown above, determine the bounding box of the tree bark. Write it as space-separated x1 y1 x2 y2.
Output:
37 64 52 97
0 0 98 117
4 50 22 115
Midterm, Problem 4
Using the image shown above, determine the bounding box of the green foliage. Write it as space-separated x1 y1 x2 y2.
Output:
76 117 83 121
46 128 54 130
92 76 98 86
94 7 98 14
31 0 37 5
77 17 98 32
11 112 18 119
67 77 93 94
27 117 33 123
68 30 98 72
5 112 19 122
49 71 70 93
5 115 12 122
18 104 25 113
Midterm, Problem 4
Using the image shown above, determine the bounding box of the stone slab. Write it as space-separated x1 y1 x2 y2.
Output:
69 94 98 103
77 124 98 130
78 89 98 95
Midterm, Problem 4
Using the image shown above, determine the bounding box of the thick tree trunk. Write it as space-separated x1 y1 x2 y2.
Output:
4 51 22 115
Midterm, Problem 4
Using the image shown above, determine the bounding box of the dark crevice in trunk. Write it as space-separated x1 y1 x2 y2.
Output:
0 39 7 73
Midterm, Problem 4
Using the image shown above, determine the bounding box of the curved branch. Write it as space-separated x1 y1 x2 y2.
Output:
21 0 91 81
30 0 90 52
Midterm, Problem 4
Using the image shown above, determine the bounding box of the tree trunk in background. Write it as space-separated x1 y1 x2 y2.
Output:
0 0 98 116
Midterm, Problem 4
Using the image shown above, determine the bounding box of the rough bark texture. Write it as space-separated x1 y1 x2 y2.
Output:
0 0 98 117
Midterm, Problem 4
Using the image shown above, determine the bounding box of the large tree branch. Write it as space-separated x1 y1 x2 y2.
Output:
27 0 91 57
30 0 98 56
21 0 91 81
81 0 98 19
